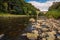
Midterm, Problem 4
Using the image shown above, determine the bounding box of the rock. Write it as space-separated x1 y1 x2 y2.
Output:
56 34 60 40
0 34 4 39
21 33 27 36
36 23 41 26
42 22 46 25
46 32 55 40
37 20 41 23
41 28 49 32
46 37 54 40
29 18 35 23
35 25 41 29
52 31 56 35
41 25 48 28
31 22 36 25
58 30 60 34
26 33 38 40
32 30 38 34
37 19 45 23
57 27 60 31
41 33 47 38
42 38 46 40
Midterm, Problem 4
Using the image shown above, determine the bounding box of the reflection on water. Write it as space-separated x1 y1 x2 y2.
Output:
0 16 30 40
0 16 36 40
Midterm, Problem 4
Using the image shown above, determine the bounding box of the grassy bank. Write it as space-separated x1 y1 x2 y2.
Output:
0 13 29 17
45 10 60 19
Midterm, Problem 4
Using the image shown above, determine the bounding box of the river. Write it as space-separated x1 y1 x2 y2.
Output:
0 16 60 40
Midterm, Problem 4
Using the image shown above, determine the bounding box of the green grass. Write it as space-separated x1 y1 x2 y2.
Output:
45 10 60 19
0 12 29 17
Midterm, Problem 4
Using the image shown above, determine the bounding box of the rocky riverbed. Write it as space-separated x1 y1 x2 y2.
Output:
21 17 60 40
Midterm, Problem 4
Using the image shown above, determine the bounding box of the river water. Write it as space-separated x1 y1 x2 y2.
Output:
0 16 60 40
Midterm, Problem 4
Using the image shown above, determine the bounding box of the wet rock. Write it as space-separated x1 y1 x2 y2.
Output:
56 34 60 40
0 34 4 39
41 25 49 28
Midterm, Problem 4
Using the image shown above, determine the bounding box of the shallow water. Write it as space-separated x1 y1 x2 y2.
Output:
0 16 30 40
0 16 36 40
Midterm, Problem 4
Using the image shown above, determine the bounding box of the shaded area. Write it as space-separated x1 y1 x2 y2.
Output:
0 16 29 40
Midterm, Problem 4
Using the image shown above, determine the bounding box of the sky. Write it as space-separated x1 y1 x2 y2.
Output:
25 0 60 11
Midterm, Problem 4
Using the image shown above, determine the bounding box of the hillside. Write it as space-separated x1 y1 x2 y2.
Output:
49 2 60 10
46 2 60 19
0 0 39 15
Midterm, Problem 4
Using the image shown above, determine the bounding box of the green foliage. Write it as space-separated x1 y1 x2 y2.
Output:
46 2 60 19
49 2 60 10
0 0 39 15
46 10 60 19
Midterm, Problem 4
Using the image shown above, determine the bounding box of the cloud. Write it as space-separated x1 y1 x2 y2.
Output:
28 1 53 11
28 0 60 11
48 0 60 2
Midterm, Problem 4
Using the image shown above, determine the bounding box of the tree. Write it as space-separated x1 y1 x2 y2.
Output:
0 0 39 15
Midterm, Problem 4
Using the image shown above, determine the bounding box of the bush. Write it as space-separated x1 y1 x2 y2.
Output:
45 10 60 19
